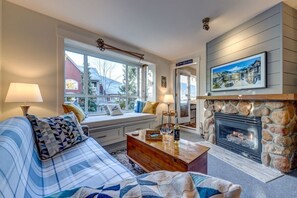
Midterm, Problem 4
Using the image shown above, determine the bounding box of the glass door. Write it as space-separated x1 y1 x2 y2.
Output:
177 70 191 124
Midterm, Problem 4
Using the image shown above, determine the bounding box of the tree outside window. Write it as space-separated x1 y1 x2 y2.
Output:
64 49 150 115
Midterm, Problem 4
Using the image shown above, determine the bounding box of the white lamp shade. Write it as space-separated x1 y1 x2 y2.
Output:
5 83 43 103
164 94 174 104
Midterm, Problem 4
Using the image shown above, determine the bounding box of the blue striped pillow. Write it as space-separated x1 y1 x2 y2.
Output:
134 101 146 113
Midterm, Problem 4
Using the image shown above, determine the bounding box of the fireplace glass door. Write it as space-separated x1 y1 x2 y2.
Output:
215 112 262 163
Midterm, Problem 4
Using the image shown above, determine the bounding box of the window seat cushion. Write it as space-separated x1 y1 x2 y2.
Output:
81 112 157 128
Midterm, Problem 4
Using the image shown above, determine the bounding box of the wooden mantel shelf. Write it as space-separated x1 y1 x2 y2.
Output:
197 94 297 101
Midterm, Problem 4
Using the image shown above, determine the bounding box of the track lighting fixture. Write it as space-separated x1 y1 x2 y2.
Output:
202 17 210 31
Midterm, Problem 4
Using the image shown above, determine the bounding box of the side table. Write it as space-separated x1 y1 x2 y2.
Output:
161 110 176 129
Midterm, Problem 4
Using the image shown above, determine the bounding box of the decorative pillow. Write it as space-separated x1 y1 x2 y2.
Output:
134 100 138 112
64 100 86 114
139 101 146 112
73 100 87 117
134 100 146 113
62 103 86 122
106 104 123 116
103 104 110 115
27 112 88 160
142 101 159 114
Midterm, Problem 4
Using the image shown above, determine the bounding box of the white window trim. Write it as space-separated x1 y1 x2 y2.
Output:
64 47 150 115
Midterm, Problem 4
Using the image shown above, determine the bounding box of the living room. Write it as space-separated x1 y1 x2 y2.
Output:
0 0 297 197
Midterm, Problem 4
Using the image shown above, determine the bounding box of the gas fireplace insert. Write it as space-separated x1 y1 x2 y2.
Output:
215 112 262 163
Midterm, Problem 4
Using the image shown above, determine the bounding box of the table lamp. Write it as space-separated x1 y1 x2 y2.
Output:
5 83 43 116
163 94 174 112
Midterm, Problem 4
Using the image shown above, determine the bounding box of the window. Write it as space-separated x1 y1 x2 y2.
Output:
65 79 78 90
146 66 155 101
190 75 197 100
65 51 84 95
64 48 155 115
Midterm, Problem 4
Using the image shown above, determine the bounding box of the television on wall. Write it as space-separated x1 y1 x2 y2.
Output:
210 52 267 92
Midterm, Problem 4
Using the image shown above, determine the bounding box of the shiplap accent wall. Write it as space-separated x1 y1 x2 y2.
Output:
283 3 297 93
206 3 287 95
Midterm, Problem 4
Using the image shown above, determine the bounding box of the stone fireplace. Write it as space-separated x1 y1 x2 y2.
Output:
203 99 297 173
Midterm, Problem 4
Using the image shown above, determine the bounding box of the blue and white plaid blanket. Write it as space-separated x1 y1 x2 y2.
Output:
46 171 242 198
0 117 134 198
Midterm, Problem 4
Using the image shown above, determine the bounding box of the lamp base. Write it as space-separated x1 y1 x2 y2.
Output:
20 105 30 116
167 103 170 113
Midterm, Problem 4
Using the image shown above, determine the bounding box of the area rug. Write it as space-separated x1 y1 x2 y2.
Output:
110 149 146 175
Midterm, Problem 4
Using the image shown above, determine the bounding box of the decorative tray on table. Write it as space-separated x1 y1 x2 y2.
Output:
145 130 162 141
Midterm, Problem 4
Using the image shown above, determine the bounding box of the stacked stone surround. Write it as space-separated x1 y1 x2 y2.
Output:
203 100 297 173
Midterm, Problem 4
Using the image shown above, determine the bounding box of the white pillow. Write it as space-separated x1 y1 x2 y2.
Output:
106 104 123 116
102 104 110 115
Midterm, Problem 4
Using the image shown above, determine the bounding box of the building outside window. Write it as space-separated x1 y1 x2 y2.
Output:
64 49 155 115
65 79 79 90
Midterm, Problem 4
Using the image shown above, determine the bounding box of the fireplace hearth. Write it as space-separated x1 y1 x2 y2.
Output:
215 112 262 163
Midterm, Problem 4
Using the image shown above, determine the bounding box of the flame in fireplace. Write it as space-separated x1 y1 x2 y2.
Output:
227 130 256 149
249 132 254 140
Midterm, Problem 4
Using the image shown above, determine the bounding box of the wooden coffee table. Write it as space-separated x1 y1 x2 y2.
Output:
126 130 209 174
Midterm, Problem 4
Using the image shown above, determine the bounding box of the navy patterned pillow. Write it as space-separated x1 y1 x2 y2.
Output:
27 112 88 160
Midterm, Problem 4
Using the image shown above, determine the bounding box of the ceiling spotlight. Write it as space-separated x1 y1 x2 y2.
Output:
202 17 210 31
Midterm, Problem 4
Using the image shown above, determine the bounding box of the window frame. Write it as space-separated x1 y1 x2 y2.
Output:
64 45 153 115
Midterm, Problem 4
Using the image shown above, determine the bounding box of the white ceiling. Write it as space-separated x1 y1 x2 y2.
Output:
5 0 295 61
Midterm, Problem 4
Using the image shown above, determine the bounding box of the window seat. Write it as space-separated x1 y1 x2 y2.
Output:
82 112 157 128
81 112 157 146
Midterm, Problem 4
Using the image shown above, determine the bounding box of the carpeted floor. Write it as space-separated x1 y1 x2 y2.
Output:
110 149 146 175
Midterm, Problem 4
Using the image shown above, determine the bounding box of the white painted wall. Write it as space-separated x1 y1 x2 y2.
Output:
0 0 2 120
1 2 171 120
